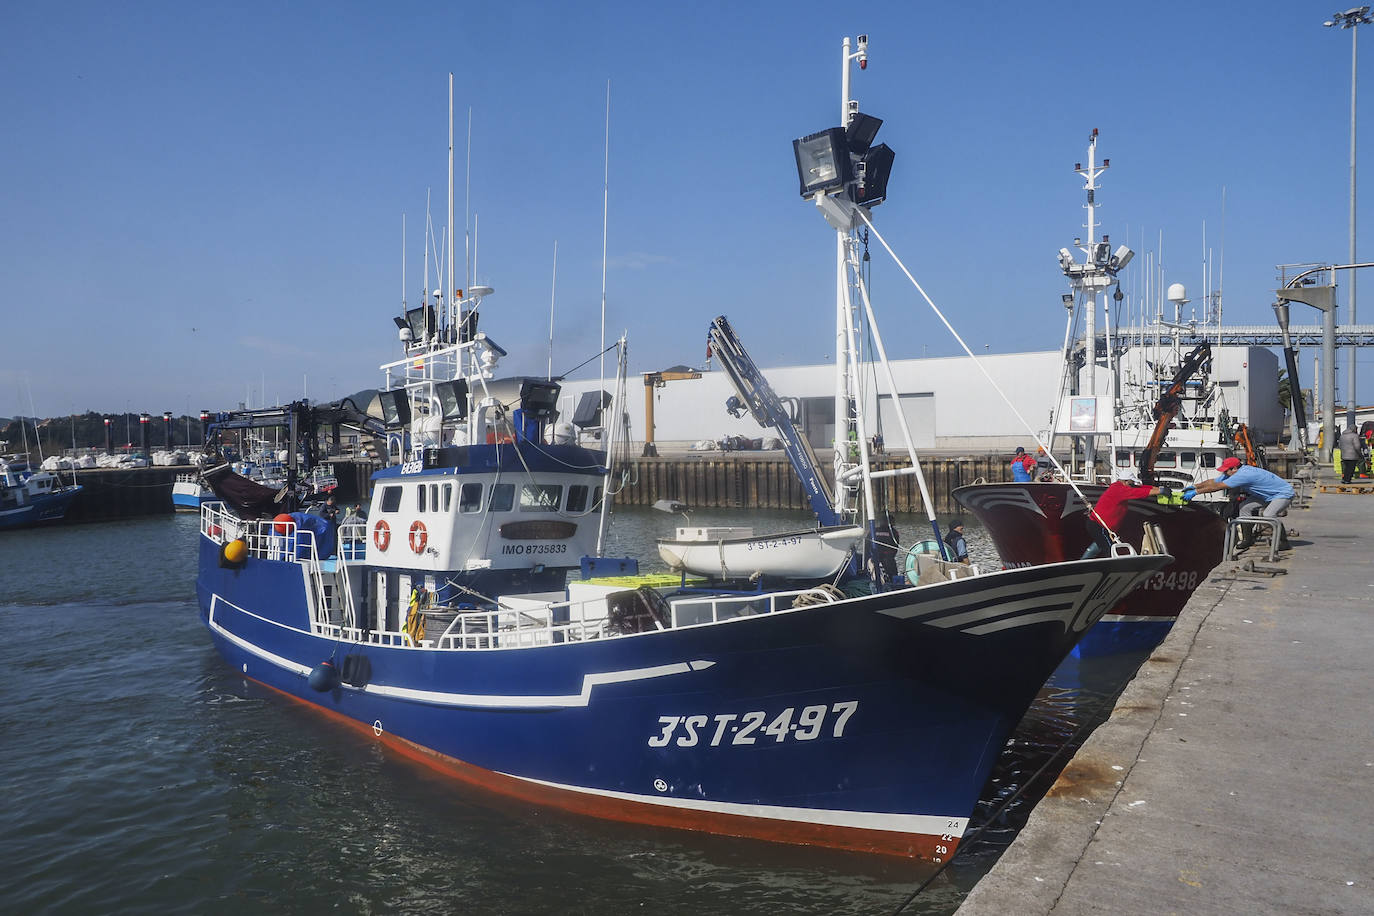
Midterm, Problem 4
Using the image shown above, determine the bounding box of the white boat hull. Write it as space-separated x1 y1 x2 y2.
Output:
657 525 864 579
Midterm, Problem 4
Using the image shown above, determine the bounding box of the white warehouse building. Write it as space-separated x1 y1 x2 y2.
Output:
555 346 1282 454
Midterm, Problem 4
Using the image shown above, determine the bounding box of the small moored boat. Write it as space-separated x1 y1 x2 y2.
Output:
0 457 82 530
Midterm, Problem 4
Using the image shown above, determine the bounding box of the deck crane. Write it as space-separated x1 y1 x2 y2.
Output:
1135 342 1212 485
707 316 841 527
641 366 702 457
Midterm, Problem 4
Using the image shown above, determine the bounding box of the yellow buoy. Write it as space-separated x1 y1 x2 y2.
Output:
223 539 248 564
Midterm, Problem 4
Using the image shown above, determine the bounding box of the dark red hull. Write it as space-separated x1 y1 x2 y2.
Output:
953 482 1226 624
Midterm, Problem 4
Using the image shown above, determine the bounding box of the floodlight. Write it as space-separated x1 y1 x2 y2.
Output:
793 128 853 199
853 143 894 206
459 310 479 343
434 379 469 421
1110 245 1135 271
845 112 883 153
378 388 412 428
404 305 435 343
572 390 612 429
519 380 561 422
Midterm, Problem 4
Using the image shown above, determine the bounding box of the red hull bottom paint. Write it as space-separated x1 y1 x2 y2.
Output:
253 675 962 861
954 482 1226 622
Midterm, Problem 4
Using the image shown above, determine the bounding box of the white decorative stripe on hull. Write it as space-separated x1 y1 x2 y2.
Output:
881 566 1141 637
368 659 718 709
209 595 312 677
503 769 970 836
211 594 721 710
962 607 1081 636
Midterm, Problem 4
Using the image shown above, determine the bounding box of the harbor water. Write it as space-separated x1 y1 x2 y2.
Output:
0 510 1148 915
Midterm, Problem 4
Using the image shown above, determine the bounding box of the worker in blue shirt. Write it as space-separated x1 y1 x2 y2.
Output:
1187 456 1295 549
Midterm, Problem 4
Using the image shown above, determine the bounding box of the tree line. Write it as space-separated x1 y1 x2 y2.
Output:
0 412 208 456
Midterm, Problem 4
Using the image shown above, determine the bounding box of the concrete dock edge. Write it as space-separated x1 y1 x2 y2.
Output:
956 476 1373 915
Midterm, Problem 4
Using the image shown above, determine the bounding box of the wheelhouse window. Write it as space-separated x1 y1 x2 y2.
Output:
1115 449 1132 467
379 485 402 513
566 485 589 513
1200 452 1218 468
1156 451 1177 468
1180 451 1196 467
519 484 562 511
417 485 427 513
442 483 453 511
489 483 514 512
459 483 483 513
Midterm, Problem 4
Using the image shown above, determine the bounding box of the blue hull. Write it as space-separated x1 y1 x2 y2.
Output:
172 493 209 511
1070 616 1175 658
196 533 1167 858
0 486 80 530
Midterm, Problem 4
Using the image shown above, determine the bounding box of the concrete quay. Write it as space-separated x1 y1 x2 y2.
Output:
957 469 1373 916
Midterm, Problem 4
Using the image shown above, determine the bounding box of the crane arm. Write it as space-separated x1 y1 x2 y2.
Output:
1136 342 1211 485
708 316 838 525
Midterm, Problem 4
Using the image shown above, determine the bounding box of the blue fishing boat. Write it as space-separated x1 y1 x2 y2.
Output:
195 53 1169 860
0 457 82 529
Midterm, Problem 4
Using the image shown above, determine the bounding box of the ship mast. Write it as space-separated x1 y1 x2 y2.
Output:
833 34 866 520
1059 130 1132 479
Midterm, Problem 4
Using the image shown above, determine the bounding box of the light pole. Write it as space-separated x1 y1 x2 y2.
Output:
1326 6 1372 429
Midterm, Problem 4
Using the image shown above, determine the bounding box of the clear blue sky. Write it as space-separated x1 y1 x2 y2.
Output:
3 0 1370 419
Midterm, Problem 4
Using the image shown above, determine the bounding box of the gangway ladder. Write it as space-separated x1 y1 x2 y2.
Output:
293 527 357 632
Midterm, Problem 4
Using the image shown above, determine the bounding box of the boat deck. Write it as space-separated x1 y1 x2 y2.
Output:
202 505 867 651
956 465 1372 915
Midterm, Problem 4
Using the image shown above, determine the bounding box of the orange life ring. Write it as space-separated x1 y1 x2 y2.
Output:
373 520 391 551
409 520 428 553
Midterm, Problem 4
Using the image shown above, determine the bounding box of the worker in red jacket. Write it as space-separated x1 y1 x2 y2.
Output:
1081 468 1164 559
1010 446 1037 482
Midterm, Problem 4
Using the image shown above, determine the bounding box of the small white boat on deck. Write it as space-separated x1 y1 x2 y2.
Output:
657 524 864 580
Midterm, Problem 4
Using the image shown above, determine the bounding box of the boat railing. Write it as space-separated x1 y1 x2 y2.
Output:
314 592 620 650
201 503 250 548
337 520 368 562
206 508 337 622
313 582 829 651
666 585 837 628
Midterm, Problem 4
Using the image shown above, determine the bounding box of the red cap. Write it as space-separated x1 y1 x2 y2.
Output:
1219 457 1242 473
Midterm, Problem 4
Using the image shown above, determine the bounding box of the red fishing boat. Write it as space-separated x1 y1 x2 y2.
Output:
953 481 1224 655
